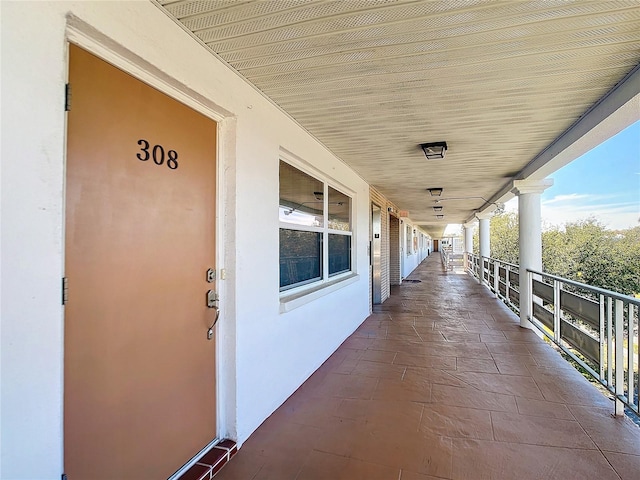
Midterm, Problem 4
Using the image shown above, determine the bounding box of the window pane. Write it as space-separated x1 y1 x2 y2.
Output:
328 187 351 231
279 161 324 227
406 225 412 254
280 229 322 289
329 234 351 276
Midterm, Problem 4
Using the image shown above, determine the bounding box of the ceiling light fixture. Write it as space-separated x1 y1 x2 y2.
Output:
427 187 443 196
433 206 443 212
420 141 448 160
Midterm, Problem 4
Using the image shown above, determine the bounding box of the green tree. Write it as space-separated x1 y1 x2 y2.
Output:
559 219 616 289
473 212 519 263
609 226 640 295
485 214 640 296
489 212 519 264
541 226 571 277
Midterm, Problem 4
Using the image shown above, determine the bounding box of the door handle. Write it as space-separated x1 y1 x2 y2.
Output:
207 307 219 340
206 289 219 340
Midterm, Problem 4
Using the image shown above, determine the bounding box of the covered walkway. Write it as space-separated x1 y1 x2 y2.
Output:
216 254 640 480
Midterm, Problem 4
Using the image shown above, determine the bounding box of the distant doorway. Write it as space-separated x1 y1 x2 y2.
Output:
389 215 401 285
434 239 439 252
371 203 382 304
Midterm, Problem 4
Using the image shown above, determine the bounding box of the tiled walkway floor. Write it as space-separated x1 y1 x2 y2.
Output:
216 254 640 479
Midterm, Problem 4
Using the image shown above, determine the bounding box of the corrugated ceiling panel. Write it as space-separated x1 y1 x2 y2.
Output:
156 0 640 237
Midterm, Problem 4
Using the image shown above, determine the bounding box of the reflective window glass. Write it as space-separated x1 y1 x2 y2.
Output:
279 229 322 289
279 160 354 291
279 161 324 227
328 187 351 231
328 234 351 276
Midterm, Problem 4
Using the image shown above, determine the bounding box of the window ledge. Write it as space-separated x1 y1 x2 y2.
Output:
279 273 360 313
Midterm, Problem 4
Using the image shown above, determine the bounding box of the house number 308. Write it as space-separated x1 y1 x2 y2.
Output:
136 139 179 170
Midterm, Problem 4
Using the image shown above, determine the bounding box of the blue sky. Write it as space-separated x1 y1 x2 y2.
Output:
505 120 640 231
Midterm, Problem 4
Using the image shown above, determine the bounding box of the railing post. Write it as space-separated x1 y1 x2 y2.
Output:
553 279 561 344
607 296 613 391
614 299 624 416
493 260 499 297
599 294 605 382
485 258 490 286
628 302 635 409
527 270 533 326
505 265 510 304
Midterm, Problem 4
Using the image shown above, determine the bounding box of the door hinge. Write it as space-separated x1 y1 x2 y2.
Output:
65 83 72 111
62 277 69 305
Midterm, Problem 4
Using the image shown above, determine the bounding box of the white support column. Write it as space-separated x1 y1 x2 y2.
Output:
513 179 554 329
476 213 491 286
463 222 475 254
463 222 475 273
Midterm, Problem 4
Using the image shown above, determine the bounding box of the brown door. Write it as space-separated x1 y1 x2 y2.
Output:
64 45 217 480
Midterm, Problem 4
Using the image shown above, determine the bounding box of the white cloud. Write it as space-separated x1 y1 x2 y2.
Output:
542 201 638 230
502 194 639 230
543 193 591 205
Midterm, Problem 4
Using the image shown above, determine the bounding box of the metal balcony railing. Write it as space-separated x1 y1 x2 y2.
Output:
441 248 464 272
465 253 640 419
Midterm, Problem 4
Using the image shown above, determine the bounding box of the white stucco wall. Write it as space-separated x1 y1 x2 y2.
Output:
400 219 429 279
0 2 370 478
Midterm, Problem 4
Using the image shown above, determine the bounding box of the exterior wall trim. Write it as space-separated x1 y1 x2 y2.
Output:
66 17 232 122
280 273 361 313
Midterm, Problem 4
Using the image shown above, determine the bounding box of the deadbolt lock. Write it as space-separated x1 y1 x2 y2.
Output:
206 268 215 283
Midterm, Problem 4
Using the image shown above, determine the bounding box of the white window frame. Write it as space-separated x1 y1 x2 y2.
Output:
278 153 357 310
